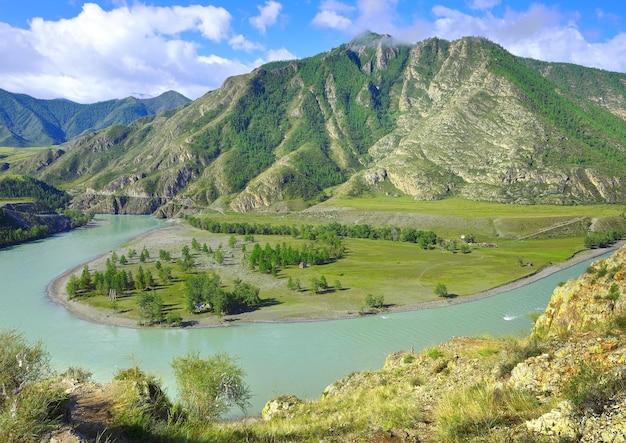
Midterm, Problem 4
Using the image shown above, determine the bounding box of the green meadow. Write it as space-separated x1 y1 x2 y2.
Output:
0 146 48 166
69 194 626 325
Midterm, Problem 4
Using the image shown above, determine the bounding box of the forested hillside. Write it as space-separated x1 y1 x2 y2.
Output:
0 89 190 146
0 176 91 247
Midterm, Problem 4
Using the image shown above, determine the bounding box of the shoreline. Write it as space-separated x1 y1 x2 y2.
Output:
47 228 625 329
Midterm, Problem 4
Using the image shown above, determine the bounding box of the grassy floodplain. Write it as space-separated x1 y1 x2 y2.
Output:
61 195 626 326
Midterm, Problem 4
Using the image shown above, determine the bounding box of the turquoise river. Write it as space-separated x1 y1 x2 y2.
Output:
0 215 611 415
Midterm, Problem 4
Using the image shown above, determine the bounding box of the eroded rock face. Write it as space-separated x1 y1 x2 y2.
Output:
534 245 626 336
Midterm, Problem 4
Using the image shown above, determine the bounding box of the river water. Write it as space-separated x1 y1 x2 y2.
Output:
0 215 609 415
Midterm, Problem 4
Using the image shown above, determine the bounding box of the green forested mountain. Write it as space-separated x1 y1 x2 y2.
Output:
4 32 626 214
0 89 190 146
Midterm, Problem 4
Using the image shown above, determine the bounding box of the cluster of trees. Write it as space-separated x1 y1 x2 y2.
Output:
296 41 409 154
0 177 92 248
65 248 173 300
248 238 345 275
65 258 155 300
65 251 180 325
286 275 341 293
0 223 50 247
186 216 440 249
222 70 295 191
584 230 624 249
185 271 261 316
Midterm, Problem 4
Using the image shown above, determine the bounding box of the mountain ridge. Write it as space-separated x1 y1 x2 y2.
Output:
4 34 626 214
0 89 190 147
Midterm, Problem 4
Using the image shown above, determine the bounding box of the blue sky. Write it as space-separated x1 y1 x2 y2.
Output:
1 0 626 103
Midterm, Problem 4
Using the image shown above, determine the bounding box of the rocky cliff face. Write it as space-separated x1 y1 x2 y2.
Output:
534 245 626 335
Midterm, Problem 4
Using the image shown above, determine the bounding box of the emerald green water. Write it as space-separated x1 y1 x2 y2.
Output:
0 215 608 415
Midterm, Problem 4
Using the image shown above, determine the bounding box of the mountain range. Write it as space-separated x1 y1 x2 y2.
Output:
4 32 626 214
0 89 190 146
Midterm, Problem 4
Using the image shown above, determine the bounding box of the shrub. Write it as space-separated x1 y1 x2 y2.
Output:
427 347 443 360
365 293 384 308
0 329 62 442
171 351 251 423
61 366 92 383
112 365 172 437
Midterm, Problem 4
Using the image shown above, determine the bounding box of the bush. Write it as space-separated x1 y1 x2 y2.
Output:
61 366 92 383
112 365 172 437
434 282 448 297
171 351 251 423
365 293 384 308
0 329 62 442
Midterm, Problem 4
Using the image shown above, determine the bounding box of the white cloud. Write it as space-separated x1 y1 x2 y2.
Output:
266 47 296 61
319 0 356 14
312 10 353 30
469 0 501 11
312 0 399 35
250 1 282 34
423 4 626 74
251 47 296 69
0 3 253 102
229 34 265 52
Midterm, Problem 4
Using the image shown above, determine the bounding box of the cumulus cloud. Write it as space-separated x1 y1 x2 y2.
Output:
251 47 296 69
229 34 265 52
468 0 501 11
0 3 253 102
250 1 282 34
312 0 399 35
312 10 353 30
266 47 296 61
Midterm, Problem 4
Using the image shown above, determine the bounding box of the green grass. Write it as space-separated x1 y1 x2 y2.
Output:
325 195 624 218
0 147 49 165
66 197 622 324
71 227 587 325
0 197 35 203
435 382 549 442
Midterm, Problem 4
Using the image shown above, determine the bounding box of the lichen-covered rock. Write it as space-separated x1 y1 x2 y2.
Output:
262 395 302 421
533 245 626 336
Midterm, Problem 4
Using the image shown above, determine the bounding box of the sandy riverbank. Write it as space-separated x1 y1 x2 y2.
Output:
47 224 625 329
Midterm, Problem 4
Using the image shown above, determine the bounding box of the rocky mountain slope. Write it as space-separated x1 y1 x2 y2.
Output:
0 89 190 146
5 33 626 214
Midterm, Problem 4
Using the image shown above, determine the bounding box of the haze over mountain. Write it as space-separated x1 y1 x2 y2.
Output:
0 89 190 147
5 32 626 214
